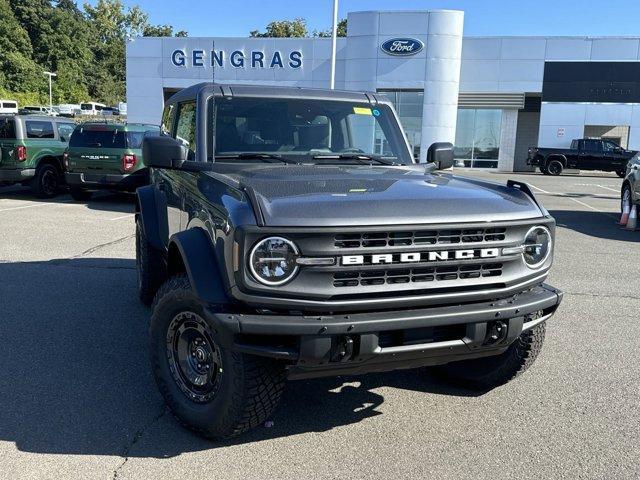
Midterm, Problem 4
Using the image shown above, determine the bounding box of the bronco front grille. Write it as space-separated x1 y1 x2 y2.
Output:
333 263 504 288
334 228 507 248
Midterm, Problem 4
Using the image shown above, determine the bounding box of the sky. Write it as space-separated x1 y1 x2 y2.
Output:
94 0 640 38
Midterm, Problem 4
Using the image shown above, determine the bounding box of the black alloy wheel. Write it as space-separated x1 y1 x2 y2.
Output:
32 164 59 197
547 160 563 176
166 311 223 403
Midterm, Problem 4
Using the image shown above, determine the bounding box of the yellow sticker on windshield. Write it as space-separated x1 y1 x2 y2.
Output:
353 107 373 115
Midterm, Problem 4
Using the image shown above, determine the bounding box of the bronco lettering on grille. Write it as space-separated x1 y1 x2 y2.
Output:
340 248 499 266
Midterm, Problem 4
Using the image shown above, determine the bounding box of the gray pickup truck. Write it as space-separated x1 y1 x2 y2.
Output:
136 83 562 439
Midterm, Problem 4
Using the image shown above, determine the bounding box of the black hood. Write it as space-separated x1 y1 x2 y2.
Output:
207 164 544 227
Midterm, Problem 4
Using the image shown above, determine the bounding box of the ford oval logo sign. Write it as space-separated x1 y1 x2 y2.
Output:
381 38 424 56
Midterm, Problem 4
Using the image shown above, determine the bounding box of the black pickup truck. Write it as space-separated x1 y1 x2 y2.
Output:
136 83 562 439
527 138 637 177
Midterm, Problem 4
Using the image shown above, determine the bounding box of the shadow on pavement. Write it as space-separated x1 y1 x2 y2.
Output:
0 257 481 459
550 209 639 242
0 185 135 214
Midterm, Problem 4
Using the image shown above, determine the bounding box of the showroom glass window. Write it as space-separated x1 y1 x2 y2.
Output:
454 109 502 168
377 90 423 159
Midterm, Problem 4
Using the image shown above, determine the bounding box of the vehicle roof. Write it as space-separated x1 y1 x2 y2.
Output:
166 82 392 106
77 122 158 131
0 114 73 123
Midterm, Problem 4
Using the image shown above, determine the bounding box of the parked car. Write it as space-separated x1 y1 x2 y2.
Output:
64 122 160 200
101 106 120 116
136 82 562 439
527 138 637 177
0 114 75 196
57 104 81 118
621 152 640 212
0 99 18 114
21 105 58 116
79 102 106 116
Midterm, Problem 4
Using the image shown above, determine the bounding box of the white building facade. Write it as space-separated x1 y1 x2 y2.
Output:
126 9 640 171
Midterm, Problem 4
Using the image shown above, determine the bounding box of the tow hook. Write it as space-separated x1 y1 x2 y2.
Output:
483 320 508 345
330 335 354 363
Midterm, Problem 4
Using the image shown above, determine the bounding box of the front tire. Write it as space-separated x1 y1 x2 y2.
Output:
136 217 165 305
31 163 60 198
150 275 286 439
433 323 546 390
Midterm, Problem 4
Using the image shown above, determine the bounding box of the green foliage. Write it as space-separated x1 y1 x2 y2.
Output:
250 18 309 38
313 19 348 38
251 17 347 38
1 0 187 106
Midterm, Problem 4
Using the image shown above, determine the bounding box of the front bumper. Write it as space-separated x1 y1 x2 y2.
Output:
65 170 148 191
526 157 542 166
207 284 562 379
0 168 35 183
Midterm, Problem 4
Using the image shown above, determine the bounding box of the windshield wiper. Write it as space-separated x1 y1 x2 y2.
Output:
215 153 299 164
311 153 400 166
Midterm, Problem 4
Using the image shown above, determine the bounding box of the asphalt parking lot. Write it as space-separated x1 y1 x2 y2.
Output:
1 170 638 480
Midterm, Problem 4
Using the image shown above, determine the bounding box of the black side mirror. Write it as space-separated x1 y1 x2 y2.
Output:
143 135 188 168
427 142 455 169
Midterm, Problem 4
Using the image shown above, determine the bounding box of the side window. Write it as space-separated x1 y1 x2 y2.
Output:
57 124 75 142
583 139 601 152
26 121 55 139
175 101 197 159
161 104 174 135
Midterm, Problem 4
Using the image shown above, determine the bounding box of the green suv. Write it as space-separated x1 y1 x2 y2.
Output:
64 122 159 200
0 115 75 197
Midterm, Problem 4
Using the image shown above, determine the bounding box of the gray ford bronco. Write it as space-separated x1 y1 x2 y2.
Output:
136 83 562 439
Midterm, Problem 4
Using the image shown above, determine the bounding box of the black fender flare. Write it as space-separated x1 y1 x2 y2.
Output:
169 228 230 305
135 185 164 251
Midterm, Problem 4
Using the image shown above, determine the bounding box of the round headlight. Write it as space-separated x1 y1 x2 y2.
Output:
523 226 552 269
249 237 299 285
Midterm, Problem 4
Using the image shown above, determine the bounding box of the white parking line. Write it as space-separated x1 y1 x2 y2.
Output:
0 199 73 213
526 181 617 217
528 184 549 194
596 185 619 193
108 213 135 221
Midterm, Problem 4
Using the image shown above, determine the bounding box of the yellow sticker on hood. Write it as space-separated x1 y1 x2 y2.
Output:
353 107 373 115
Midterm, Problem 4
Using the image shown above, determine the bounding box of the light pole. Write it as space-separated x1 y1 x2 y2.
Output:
329 0 338 89
43 71 57 112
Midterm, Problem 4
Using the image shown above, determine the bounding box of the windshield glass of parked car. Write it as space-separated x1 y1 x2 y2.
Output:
209 97 412 164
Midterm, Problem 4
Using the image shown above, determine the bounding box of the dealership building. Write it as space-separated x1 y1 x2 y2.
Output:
126 9 640 171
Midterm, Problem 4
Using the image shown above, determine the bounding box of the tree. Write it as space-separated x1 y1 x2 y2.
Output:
250 18 308 38
144 24 189 37
1 0 181 105
251 17 347 38
313 19 347 38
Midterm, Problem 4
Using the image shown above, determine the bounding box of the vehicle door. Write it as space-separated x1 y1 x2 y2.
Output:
158 101 198 238
564 139 581 168
577 139 602 170
601 140 626 172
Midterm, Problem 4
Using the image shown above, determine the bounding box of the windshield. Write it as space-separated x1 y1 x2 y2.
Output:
209 97 412 164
